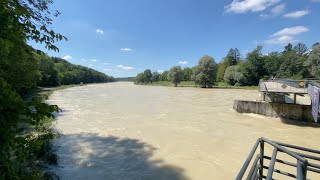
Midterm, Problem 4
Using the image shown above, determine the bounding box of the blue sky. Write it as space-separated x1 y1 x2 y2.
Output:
29 0 320 77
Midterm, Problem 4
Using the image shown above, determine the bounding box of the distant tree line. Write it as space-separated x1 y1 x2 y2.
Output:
135 42 320 87
116 77 136 81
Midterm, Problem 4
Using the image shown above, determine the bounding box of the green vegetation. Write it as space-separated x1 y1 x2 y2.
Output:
116 77 136 81
0 0 113 179
192 55 218 88
52 57 115 85
168 66 184 87
135 43 320 88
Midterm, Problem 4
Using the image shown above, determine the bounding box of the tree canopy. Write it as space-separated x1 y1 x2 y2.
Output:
193 55 218 88
167 66 184 87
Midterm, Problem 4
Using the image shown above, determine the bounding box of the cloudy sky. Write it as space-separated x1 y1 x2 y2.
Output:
29 0 320 77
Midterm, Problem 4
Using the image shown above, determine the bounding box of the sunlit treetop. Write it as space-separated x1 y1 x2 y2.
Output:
0 0 67 51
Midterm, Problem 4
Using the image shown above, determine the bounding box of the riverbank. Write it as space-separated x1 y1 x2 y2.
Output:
136 81 258 90
16 84 81 179
24 84 81 102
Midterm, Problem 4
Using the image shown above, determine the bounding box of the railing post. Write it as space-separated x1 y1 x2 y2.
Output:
259 139 264 180
297 160 307 180
266 148 278 180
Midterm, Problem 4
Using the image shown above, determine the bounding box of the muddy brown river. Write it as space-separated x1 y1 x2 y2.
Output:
48 82 320 180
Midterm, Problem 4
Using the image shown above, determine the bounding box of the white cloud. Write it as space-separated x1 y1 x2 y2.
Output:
96 29 104 35
283 10 310 18
117 65 134 70
179 60 189 65
270 3 286 15
62 55 72 60
265 26 309 45
120 48 133 51
265 35 295 44
157 70 164 73
225 0 280 13
271 26 309 37
259 3 285 18
91 59 98 62
103 69 113 71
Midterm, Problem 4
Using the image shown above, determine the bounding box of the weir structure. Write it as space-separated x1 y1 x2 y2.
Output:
237 137 320 180
240 79 320 122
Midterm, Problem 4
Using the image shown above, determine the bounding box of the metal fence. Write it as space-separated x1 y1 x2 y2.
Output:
236 137 320 180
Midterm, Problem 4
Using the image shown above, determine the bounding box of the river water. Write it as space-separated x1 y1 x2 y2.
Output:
48 82 320 180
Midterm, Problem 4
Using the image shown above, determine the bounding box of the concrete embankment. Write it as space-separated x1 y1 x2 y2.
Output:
233 100 316 122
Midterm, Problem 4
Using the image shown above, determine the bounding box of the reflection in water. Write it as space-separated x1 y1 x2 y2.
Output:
49 82 320 180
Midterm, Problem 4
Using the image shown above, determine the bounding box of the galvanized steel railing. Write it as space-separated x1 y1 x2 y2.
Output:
236 137 320 180
259 80 309 94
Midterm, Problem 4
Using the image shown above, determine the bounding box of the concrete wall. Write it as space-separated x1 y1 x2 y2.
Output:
233 100 315 122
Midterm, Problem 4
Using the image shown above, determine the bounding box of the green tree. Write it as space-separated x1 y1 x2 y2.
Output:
0 44 40 95
143 69 152 83
277 46 309 79
168 66 184 87
160 71 169 81
304 43 320 78
293 43 308 56
193 55 218 88
182 67 193 81
37 54 60 87
0 1 66 178
241 46 266 85
216 48 241 82
224 65 246 86
216 61 228 82
226 48 241 66
151 71 160 82
263 52 282 77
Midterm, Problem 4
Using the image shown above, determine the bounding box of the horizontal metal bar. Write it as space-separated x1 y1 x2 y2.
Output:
296 152 320 161
261 137 307 164
309 162 320 170
274 141 320 154
262 175 275 180
264 156 320 174
236 139 260 180
266 148 278 180
263 166 297 178
308 166 320 174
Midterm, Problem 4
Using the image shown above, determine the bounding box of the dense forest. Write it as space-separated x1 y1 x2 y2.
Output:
135 43 320 87
0 0 113 179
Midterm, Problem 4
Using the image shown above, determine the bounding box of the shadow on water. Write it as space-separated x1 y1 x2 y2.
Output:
55 133 189 180
280 118 320 128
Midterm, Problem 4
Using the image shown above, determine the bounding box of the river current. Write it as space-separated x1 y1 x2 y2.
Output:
48 82 320 179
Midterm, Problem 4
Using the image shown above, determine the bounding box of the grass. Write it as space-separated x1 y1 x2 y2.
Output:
137 81 258 90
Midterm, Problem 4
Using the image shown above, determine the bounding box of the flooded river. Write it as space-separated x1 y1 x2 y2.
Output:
48 82 320 180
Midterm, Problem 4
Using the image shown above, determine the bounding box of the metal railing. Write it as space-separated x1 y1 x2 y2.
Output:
259 80 310 94
236 137 320 180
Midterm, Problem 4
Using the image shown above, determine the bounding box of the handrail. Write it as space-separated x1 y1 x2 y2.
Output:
261 137 307 164
236 139 260 180
236 137 320 180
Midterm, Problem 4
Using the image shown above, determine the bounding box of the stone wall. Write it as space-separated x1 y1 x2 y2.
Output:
233 100 316 122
